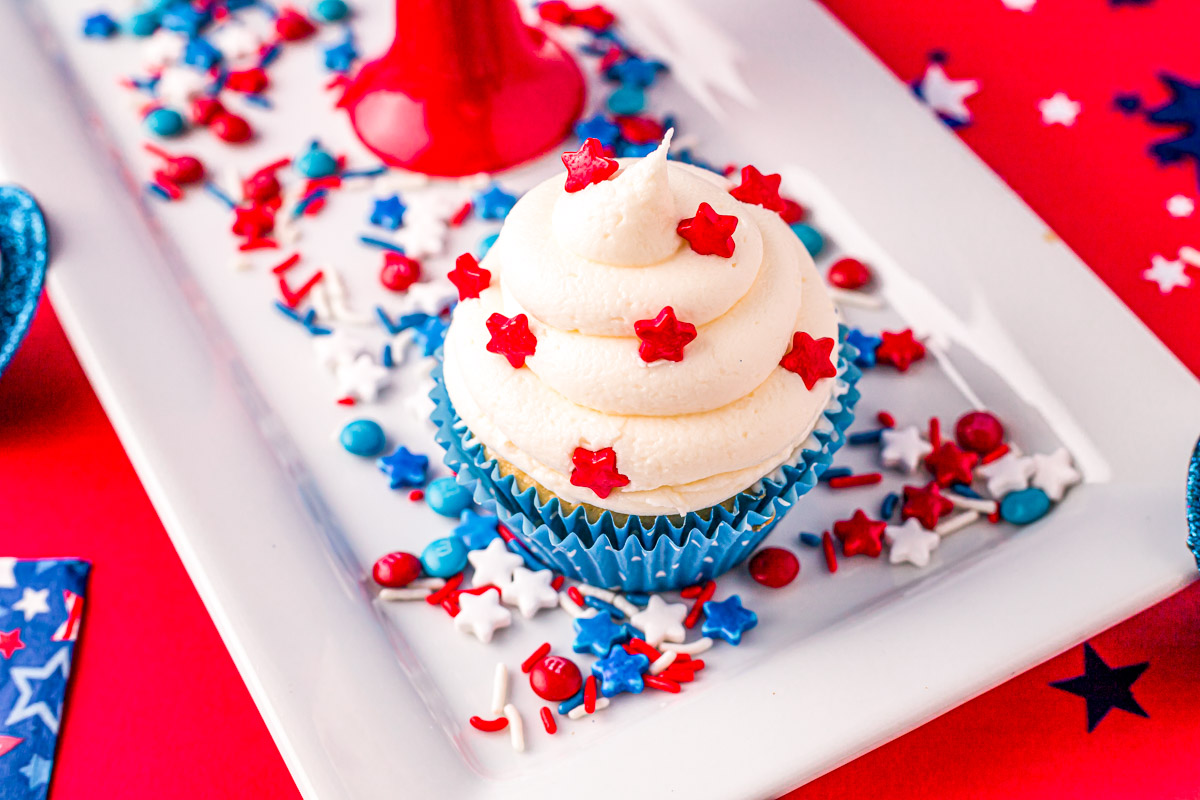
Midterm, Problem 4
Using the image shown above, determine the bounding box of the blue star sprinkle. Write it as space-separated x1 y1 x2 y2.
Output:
370 195 407 230
473 184 518 221
324 40 358 73
607 56 664 88
572 612 631 657
183 38 222 70
574 114 621 148
160 3 210 37
413 315 449 357
19 754 52 788
1147 74 1200 186
82 12 119 38
454 510 500 550
701 595 758 645
846 329 882 368
376 446 429 489
592 647 650 697
1049 642 1149 732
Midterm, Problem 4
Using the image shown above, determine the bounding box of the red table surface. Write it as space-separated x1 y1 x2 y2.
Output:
5 0 1200 797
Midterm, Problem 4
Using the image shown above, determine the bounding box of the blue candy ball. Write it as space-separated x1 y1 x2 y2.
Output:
790 223 825 257
476 232 499 260
999 487 1051 525
420 536 468 578
425 476 473 518
295 142 338 178
144 107 186 138
339 419 386 457
127 10 161 36
311 0 350 21
606 85 645 115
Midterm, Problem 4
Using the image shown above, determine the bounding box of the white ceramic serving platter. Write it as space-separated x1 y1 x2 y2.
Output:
2 1 1198 798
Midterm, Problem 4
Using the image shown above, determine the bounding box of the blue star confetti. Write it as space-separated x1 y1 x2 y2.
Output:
81 13 119 38
1049 642 1149 732
376 446 428 489
413 315 449 357
846 328 882 368
0 558 90 800
606 56 665 88
574 114 621 148
472 184 518 221
701 594 758 645
454 510 500 550
1147 74 1200 187
572 613 631 657
323 40 357 73
369 195 406 230
183 38 222 70
592 647 649 697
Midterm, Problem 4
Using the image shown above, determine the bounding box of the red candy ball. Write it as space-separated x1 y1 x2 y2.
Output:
826 258 872 290
380 253 422 292
243 171 282 204
748 547 800 588
226 67 269 95
779 198 806 225
162 155 205 184
955 411 1005 454
529 655 583 701
190 97 225 125
275 9 316 41
211 112 253 143
372 551 422 588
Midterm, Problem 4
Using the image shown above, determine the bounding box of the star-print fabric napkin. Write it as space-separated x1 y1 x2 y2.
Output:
0 558 89 800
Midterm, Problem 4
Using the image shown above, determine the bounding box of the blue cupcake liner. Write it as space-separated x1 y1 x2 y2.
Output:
430 325 862 591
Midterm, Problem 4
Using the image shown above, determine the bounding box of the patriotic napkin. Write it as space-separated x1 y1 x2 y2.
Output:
0 558 89 800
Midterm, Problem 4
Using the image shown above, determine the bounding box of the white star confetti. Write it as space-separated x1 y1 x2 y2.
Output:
1038 92 1081 126
880 426 933 473
13 587 50 621
142 29 186 70
1143 254 1191 294
210 22 262 64
884 518 941 567
917 64 979 124
977 450 1036 498
454 590 512 643
1031 447 1081 501
466 538 524 588
499 567 559 619
155 66 210 108
313 330 367 372
630 595 687 647
1167 195 1195 218
334 354 390 402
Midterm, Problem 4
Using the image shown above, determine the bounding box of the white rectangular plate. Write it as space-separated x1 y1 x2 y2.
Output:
1 1 1198 798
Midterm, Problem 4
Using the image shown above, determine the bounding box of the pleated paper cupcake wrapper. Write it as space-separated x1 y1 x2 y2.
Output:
430 325 862 591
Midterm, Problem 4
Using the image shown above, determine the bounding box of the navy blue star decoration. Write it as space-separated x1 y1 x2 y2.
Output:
369 195 406 231
1146 74 1200 188
1049 642 1149 732
376 446 428 489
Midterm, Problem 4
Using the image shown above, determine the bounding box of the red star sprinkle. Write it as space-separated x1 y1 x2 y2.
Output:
572 4 615 31
779 332 838 389
676 202 739 258
901 482 956 529
569 446 630 499
562 138 619 193
486 313 538 368
876 329 926 372
0 629 24 659
833 510 887 558
923 442 979 487
634 306 698 363
447 253 492 300
616 115 665 145
729 165 785 213
231 204 274 239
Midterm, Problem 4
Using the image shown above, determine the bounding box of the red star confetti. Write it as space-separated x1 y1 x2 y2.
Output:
876 329 926 372
562 138 619 192
0 629 24 659
231 204 274 239
569 446 630 499
729 165 785 213
901 482 956 529
779 332 838 389
448 253 492 300
923 442 979 487
676 202 739 257
572 4 615 31
833 510 887 558
486 313 538 368
635 306 698 363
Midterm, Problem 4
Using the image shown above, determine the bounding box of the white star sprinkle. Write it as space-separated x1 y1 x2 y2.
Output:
1038 92 1081 126
467 538 524 588
155 66 210 108
210 22 262 64
0 558 15 589
1143 254 1191 294
1167 195 1195 218
454 590 512 643
917 64 979 124
977 450 1035 498
1031 447 1081 501
630 595 688 647
12 587 50 621
885 518 941 567
313 330 367 372
880 426 933 473
397 280 457 316
334 354 390 402
499 567 559 619
142 29 187 70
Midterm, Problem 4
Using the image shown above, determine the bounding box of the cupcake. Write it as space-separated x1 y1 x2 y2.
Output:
432 134 860 590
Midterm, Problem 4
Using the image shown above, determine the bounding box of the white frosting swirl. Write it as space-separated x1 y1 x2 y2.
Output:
442 140 839 515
